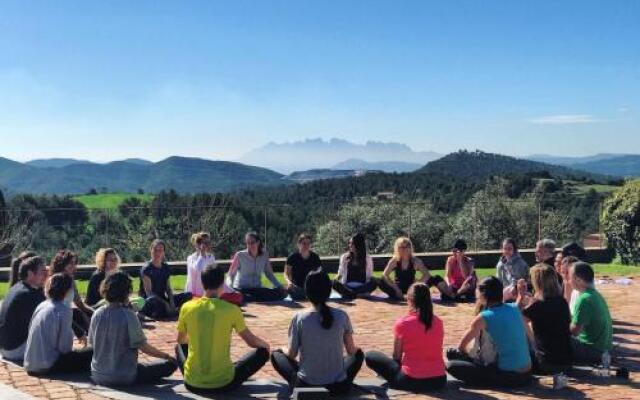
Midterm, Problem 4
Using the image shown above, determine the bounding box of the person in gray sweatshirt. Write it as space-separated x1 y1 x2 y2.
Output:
24 273 93 375
496 238 529 301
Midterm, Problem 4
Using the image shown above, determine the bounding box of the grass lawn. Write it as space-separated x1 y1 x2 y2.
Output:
73 193 153 209
0 263 637 300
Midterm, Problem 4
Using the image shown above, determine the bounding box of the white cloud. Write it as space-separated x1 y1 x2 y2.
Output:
528 114 603 125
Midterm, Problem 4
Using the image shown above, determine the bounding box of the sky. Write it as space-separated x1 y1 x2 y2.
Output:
0 0 638 162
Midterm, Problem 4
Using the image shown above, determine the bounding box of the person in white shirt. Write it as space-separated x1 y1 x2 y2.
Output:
332 233 378 300
186 232 243 305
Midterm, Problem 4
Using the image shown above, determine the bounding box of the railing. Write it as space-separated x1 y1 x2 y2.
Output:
0 247 616 281
0 196 605 265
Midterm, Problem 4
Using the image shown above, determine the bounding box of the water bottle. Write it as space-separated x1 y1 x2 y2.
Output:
595 351 611 377
552 373 568 389
602 351 611 370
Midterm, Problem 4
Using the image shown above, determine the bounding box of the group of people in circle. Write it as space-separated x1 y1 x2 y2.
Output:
0 230 618 396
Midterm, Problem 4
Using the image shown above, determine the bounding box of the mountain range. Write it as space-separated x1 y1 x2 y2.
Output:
0 157 284 195
525 153 640 177
236 138 441 173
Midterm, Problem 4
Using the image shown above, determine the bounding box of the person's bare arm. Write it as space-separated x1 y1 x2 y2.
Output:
415 259 432 282
382 260 402 296
177 331 188 345
140 342 176 363
284 263 294 287
238 327 270 351
343 332 359 355
166 278 176 309
392 337 402 362
570 322 583 336
515 279 529 309
457 315 485 353
142 275 154 298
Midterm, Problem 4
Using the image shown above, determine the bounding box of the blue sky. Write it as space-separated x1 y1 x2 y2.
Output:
0 1 638 162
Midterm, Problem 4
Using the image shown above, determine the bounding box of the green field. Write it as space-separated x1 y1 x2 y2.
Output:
571 182 620 194
1 263 637 300
73 193 154 209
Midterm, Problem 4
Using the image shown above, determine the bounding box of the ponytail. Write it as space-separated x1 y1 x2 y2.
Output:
304 269 334 330
318 302 334 329
409 283 433 330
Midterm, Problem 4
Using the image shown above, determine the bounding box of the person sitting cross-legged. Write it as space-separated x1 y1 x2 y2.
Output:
378 237 454 302
446 277 532 388
518 265 572 374
271 269 364 395
138 239 192 319
365 282 447 392
228 232 286 302
332 233 378 300
569 262 613 365
24 273 93 376
0 256 47 362
175 265 270 394
89 272 177 386
284 233 322 301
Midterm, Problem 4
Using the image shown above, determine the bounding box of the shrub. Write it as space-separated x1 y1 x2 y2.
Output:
601 179 640 264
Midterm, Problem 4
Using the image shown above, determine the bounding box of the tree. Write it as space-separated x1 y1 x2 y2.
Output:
314 199 447 256
601 179 640 264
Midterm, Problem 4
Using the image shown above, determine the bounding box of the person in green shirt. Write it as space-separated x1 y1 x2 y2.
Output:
175 265 270 394
569 261 613 364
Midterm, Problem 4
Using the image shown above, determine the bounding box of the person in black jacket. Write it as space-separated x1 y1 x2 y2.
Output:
0 256 47 361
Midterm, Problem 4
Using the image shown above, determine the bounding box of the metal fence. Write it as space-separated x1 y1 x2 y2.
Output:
0 193 604 265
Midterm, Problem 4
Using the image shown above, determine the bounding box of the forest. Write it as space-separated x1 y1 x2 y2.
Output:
0 166 608 264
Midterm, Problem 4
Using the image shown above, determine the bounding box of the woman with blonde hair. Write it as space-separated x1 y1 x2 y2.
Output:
86 248 121 307
185 232 242 305
517 264 571 374
378 237 454 301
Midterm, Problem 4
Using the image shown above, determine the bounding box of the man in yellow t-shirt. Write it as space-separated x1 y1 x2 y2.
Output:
175 265 270 394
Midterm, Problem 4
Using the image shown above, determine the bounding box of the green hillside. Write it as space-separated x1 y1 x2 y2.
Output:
73 193 154 209
418 150 609 182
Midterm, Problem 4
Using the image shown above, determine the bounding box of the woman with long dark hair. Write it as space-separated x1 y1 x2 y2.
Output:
9 251 36 287
50 250 94 339
228 232 285 302
332 233 377 300
446 276 532 387
365 282 447 391
271 269 364 395
496 238 529 301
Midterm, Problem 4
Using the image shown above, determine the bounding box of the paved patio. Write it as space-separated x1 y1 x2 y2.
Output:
1 280 638 399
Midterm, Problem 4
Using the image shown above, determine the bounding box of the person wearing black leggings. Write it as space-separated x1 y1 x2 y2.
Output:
366 282 447 392
446 277 532 387
332 233 378 300
228 232 286 303
271 270 364 395
378 237 458 301
176 265 270 394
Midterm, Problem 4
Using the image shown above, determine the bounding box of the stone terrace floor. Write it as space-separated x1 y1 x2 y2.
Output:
1 281 639 399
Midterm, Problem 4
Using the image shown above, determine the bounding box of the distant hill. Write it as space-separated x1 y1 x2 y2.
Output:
568 155 640 177
285 169 368 183
26 157 154 168
526 153 640 177
26 158 94 168
0 156 284 195
418 150 609 181
237 138 441 173
121 158 153 166
331 158 421 173
525 153 625 166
